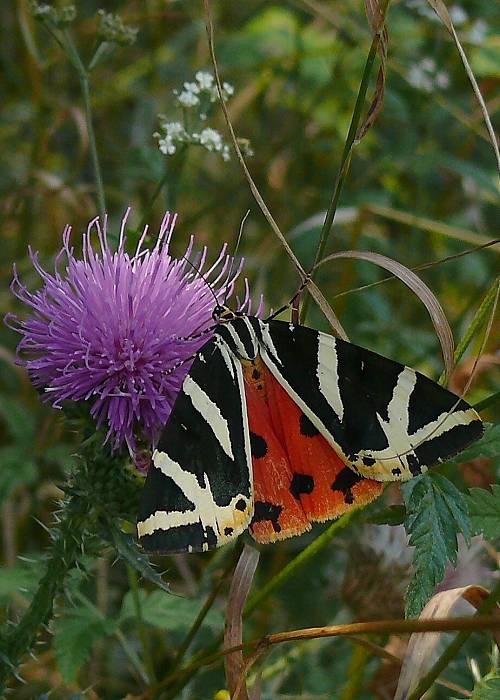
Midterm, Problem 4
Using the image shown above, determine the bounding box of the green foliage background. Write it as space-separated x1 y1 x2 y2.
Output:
0 1 498 698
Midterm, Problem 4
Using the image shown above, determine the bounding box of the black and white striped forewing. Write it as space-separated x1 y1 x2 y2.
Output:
258 319 483 481
137 335 254 553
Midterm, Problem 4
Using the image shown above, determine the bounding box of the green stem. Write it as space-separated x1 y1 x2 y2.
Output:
474 391 500 412
340 644 370 700
127 565 156 683
62 31 106 218
300 3 390 323
114 629 150 686
439 276 499 385
162 507 367 697
406 580 500 700
138 147 188 234
173 546 239 666
0 495 89 690
245 507 358 617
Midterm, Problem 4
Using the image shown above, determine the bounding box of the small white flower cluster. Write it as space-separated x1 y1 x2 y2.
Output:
155 71 252 161
191 128 231 161
407 58 450 93
175 71 235 112
155 120 189 156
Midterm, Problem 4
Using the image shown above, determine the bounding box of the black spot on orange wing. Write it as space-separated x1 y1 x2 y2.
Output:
299 413 320 437
331 467 363 504
290 473 314 499
243 362 311 544
252 368 261 380
263 361 384 523
235 499 247 511
252 501 283 533
362 456 376 467
250 431 268 459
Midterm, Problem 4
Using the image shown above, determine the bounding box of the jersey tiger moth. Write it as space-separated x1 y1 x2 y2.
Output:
137 307 483 553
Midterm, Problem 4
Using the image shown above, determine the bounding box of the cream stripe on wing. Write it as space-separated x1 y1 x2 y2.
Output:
183 375 234 460
317 333 344 422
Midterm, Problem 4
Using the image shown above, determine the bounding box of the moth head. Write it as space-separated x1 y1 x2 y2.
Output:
212 304 239 323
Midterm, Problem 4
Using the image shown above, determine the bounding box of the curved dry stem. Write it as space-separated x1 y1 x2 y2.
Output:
203 0 348 340
224 545 260 700
316 249 455 381
426 0 500 171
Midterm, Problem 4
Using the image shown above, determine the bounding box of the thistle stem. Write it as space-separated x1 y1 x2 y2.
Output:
0 495 90 690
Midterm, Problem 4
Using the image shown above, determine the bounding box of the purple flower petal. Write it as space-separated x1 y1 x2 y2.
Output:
7 210 257 459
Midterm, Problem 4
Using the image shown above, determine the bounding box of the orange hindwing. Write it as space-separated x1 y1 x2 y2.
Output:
242 358 383 544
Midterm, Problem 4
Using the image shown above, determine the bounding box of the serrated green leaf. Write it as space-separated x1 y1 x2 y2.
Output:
109 522 170 593
0 395 36 443
53 605 116 684
471 674 500 699
403 473 471 618
0 446 38 503
448 423 500 463
120 590 223 632
467 485 500 541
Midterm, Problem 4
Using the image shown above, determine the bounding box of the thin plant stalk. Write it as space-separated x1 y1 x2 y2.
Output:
62 31 107 218
127 565 156 683
138 146 188 234
300 0 391 322
244 507 359 617
438 277 500 385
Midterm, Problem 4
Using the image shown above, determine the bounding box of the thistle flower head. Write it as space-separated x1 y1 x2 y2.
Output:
7 211 260 462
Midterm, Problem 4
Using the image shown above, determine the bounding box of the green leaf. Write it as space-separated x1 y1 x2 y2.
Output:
0 562 43 601
0 395 36 443
367 504 406 526
471 674 500 700
108 522 171 594
467 485 500 541
53 605 116 684
447 423 500 463
403 473 471 618
120 590 223 632
0 446 38 503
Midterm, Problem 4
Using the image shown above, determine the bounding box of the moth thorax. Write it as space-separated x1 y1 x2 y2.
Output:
241 357 268 401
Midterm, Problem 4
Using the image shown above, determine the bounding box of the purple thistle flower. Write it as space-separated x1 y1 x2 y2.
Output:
7 210 259 463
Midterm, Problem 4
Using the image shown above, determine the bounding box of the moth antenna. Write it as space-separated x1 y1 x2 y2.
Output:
265 274 311 322
223 209 251 305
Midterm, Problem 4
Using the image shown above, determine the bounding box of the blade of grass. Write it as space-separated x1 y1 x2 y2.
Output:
363 204 498 248
426 0 500 172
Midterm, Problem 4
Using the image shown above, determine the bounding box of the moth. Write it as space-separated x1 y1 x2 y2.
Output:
137 306 483 553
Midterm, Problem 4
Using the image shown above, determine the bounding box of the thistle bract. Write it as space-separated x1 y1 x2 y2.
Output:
7 211 256 460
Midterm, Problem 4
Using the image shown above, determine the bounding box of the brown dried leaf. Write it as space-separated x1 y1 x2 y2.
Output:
358 1 389 142
224 545 260 700
393 585 500 700
316 250 455 381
